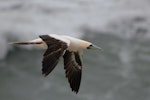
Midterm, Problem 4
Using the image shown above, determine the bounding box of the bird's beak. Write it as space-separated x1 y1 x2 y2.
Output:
92 45 103 51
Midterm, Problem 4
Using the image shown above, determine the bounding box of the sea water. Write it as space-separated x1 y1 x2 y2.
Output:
0 0 150 100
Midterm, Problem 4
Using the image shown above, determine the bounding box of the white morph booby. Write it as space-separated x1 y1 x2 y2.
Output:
9 34 101 93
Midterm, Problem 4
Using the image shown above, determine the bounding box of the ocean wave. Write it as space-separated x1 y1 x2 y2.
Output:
1 0 150 60
82 16 150 40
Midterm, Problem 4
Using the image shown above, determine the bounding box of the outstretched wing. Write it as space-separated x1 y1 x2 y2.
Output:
63 50 82 93
39 35 68 76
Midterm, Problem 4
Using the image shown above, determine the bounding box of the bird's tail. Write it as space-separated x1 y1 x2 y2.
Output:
8 41 43 45
8 38 43 45
8 38 47 49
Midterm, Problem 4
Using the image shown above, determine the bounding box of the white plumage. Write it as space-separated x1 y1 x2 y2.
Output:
9 34 101 93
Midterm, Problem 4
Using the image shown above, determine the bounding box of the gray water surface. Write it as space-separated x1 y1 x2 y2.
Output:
0 0 150 100
1 33 150 100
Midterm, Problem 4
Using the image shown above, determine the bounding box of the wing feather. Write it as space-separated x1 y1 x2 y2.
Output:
63 50 82 93
39 35 68 76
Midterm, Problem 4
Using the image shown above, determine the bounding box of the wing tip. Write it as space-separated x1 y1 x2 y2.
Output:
42 67 51 77
72 89 79 94
42 72 48 77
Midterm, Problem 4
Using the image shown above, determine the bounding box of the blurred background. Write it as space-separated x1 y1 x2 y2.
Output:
0 0 150 100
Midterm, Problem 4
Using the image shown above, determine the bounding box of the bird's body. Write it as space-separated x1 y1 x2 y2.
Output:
29 34 91 51
9 34 101 93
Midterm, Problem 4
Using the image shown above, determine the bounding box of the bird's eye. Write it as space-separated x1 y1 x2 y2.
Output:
89 44 93 47
87 44 93 49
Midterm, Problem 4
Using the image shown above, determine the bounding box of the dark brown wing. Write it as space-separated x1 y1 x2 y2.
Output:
63 50 82 93
39 35 68 76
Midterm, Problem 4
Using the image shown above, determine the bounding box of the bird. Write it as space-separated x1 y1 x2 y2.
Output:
9 34 101 93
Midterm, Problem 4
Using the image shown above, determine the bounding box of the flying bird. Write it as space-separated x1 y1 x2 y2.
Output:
9 34 101 93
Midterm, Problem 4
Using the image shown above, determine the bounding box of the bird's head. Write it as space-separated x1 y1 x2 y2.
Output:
81 40 102 50
87 43 102 50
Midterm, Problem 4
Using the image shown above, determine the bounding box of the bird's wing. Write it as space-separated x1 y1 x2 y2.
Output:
63 50 82 93
39 35 69 76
